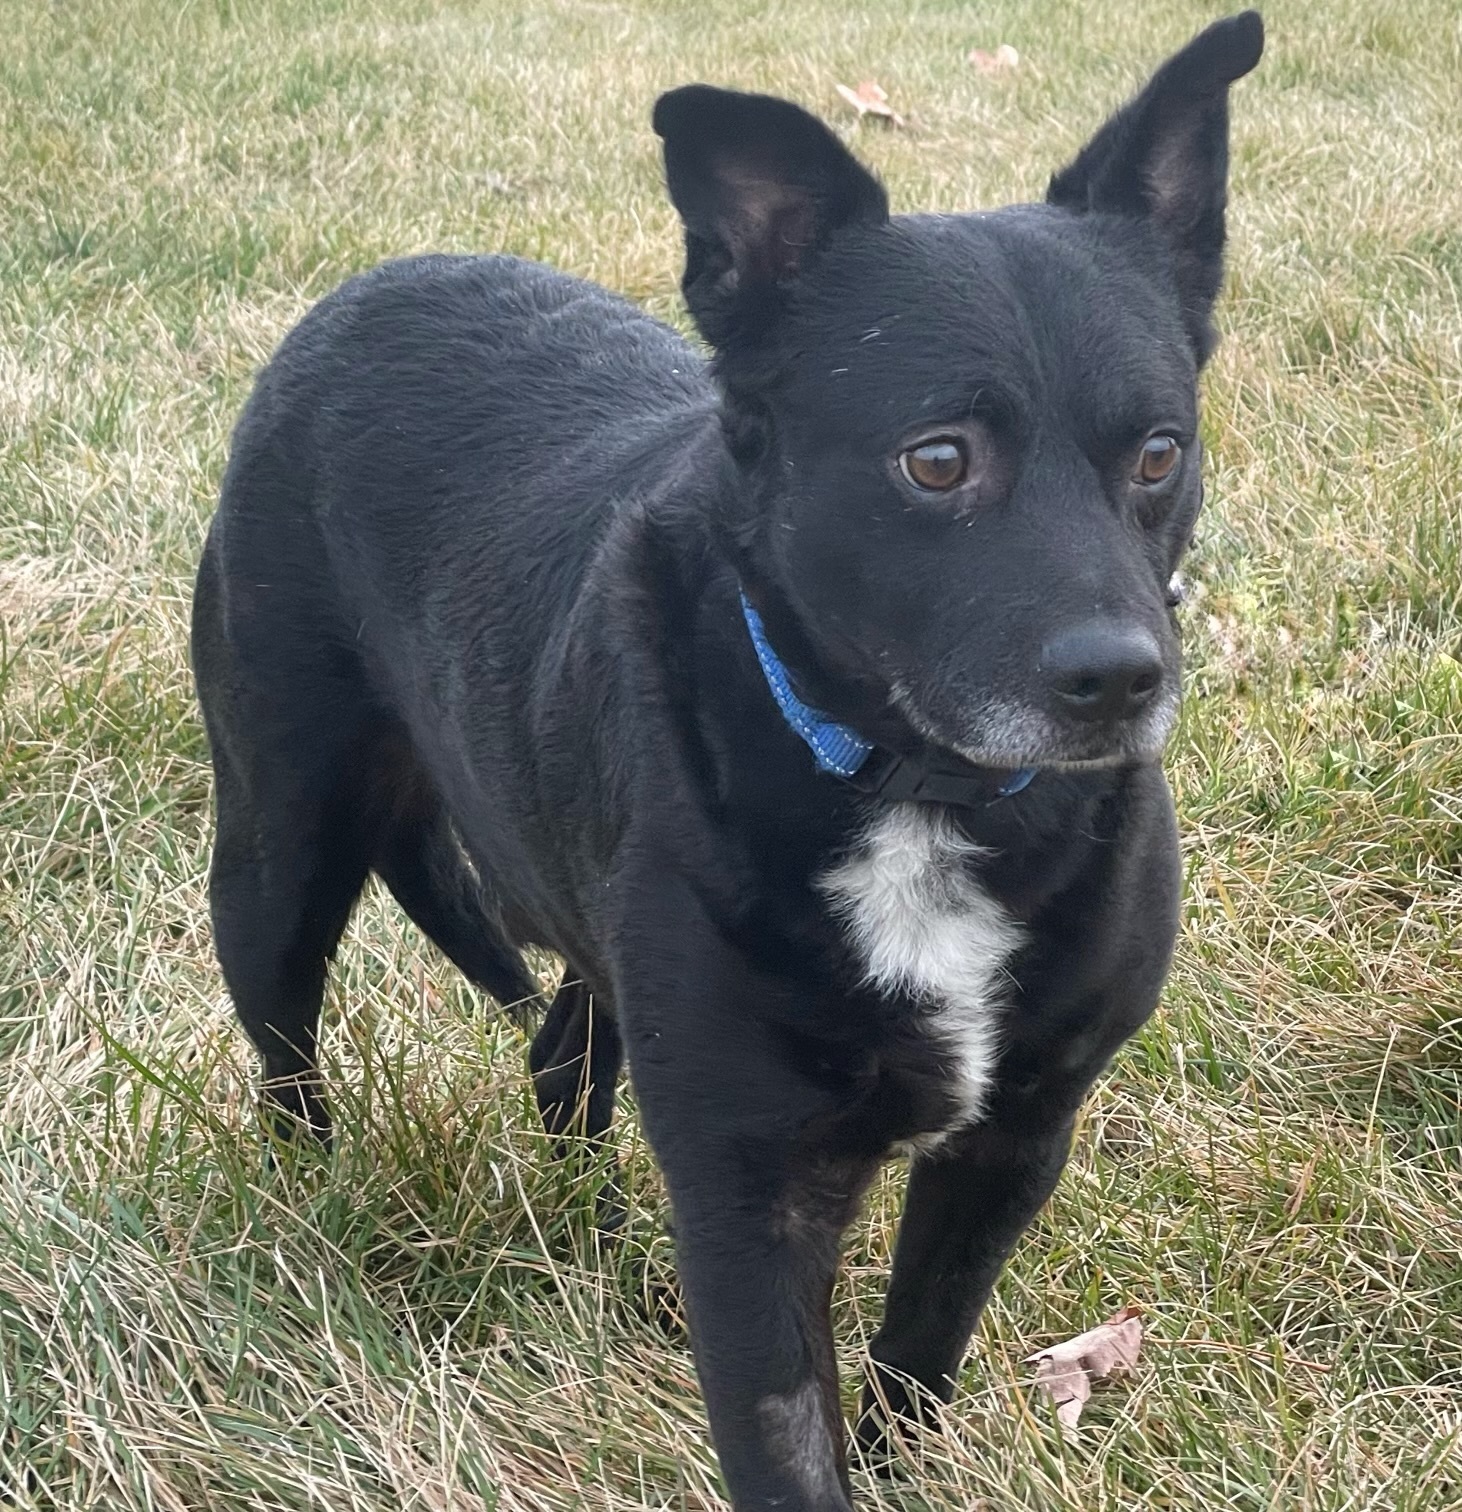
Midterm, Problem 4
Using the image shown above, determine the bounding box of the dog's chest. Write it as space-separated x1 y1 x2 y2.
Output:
818 806 1023 1141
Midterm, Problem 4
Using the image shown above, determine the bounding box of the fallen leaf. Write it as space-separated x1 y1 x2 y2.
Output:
969 43 1020 76
1025 1305 1144 1433
835 80 905 128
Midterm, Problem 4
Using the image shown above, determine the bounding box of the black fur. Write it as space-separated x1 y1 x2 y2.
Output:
192 15 1262 1508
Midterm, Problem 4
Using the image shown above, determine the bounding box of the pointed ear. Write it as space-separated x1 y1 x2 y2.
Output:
1046 11 1264 359
652 85 889 348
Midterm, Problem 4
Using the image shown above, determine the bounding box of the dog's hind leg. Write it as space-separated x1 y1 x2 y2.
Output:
529 978 622 1140
206 739 369 1148
194 539 379 1148
529 977 625 1228
372 781 540 1020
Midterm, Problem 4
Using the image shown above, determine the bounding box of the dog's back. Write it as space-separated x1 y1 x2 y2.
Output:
193 252 717 1136
206 252 710 663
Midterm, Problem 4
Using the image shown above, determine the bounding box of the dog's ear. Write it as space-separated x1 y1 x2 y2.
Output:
1046 11 1264 359
653 85 889 348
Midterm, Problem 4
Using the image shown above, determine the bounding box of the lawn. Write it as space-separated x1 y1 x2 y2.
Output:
2 0 1460 1507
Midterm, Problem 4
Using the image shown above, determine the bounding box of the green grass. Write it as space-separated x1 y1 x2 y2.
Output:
2 0 1460 1506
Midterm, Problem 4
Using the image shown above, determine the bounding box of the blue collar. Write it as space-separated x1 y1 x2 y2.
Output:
740 592 1037 807
740 594 873 778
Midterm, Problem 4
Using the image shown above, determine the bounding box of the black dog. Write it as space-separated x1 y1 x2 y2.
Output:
192 13 1262 1508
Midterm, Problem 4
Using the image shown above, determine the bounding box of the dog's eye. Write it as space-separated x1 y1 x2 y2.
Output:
1135 435 1181 485
899 439 968 493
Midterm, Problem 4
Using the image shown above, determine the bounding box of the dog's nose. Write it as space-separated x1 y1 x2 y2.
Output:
1042 623 1164 723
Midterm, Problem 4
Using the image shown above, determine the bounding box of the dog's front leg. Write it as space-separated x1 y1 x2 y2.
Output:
615 887 876 1510
659 1131 874 1511
855 1084 1080 1456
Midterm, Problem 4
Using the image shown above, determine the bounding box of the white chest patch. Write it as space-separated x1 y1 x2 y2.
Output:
818 805 1023 1143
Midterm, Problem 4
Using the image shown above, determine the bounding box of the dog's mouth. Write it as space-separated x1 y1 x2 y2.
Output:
888 682 1180 773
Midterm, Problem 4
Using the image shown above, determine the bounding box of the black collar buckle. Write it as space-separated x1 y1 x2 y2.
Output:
843 747 1037 808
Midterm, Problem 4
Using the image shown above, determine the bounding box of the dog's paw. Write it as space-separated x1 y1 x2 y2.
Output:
592 1167 628 1239
854 1365 944 1476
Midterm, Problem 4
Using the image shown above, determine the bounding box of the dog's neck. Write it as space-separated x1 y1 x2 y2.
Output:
737 590 1038 811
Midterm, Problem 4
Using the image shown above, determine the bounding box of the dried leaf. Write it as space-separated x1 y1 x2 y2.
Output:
1025 1305 1144 1434
834 80 905 128
969 43 1020 76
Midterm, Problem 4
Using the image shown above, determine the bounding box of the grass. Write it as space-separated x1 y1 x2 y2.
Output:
2 0 1460 1505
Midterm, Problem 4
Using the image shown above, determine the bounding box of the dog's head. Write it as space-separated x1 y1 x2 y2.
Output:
654 12 1262 771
